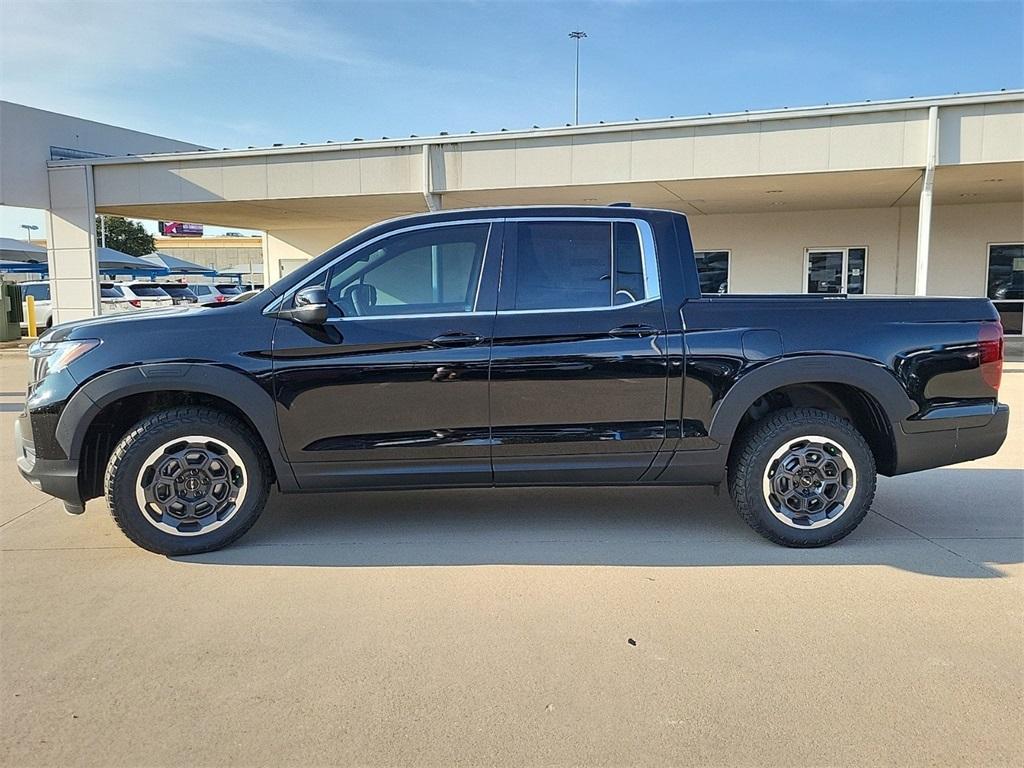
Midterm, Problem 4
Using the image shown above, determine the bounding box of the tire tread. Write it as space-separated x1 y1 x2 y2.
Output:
104 406 270 555
728 407 876 547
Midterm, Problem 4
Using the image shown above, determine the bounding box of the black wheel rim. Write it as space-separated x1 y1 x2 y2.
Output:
135 436 247 537
761 435 857 529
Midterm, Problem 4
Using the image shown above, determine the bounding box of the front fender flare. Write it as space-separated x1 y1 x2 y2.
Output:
707 354 917 447
57 364 298 491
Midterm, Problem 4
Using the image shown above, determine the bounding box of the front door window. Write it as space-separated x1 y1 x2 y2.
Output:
806 247 867 295
327 223 490 317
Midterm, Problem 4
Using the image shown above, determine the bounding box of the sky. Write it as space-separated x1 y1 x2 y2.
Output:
1 0 1022 238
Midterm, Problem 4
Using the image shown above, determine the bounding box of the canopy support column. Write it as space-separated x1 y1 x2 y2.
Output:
914 105 939 297
46 165 100 323
422 144 442 212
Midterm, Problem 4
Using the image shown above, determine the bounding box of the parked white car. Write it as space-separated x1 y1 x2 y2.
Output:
107 282 175 310
18 281 172 331
189 283 243 303
18 282 53 330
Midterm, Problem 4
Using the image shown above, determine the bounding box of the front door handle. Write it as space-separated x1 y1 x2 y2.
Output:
431 332 484 348
608 324 659 338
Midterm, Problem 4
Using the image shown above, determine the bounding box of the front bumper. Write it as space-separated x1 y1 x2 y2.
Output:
892 402 1010 475
14 414 84 509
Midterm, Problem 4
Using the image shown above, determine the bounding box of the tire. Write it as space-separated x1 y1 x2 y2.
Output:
104 406 270 555
728 407 876 547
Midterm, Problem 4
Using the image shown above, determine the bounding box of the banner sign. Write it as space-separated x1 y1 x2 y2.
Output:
158 221 203 237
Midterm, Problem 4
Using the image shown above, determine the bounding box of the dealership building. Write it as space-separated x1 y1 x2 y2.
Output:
0 91 1021 334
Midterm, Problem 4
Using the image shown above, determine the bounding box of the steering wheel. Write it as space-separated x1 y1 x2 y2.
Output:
341 283 378 316
614 289 637 305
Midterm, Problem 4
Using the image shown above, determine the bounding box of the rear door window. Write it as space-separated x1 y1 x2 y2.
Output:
613 222 645 305
509 220 648 310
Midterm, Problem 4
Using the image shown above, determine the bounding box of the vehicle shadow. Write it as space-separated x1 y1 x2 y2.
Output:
180 467 1024 578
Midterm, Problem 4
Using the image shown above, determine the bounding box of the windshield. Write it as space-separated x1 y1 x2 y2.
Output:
160 285 197 298
215 284 242 295
101 285 124 298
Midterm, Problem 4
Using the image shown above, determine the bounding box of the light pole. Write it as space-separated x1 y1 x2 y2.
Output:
569 30 587 125
21 223 39 242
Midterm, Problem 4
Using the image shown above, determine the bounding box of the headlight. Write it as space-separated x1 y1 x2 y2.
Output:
27 339 100 376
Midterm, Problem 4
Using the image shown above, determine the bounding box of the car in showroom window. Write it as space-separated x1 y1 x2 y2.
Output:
806 247 867 294
987 243 1023 335
695 250 730 294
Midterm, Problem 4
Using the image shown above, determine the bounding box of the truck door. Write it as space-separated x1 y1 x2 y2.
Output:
271 220 502 489
489 217 669 483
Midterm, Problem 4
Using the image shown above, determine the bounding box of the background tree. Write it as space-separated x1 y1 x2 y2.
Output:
96 216 155 256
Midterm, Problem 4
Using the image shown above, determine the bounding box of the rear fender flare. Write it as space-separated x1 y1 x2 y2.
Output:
707 354 916 447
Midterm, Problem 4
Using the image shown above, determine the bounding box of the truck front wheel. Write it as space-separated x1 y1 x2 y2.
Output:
728 407 876 547
104 406 270 555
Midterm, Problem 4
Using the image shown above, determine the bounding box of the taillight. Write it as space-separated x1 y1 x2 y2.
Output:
128 299 142 308
215 295 226 303
979 322 1003 392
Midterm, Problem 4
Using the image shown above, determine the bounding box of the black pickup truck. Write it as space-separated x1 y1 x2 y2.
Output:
15 206 1008 555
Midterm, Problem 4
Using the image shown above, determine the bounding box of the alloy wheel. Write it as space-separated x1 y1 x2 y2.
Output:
135 435 248 537
761 435 857 529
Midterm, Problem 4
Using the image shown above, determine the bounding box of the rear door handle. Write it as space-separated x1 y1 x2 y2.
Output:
431 332 484 347
608 324 659 338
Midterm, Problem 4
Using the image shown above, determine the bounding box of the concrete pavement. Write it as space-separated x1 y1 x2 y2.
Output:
1 351 1022 767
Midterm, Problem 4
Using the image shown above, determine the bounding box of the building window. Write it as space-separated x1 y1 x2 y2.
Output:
805 247 867 295
987 243 1023 336
695 250 730 294
280 259 307 278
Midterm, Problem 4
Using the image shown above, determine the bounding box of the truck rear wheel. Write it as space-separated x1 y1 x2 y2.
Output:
104 406 270 555
728 407 876 547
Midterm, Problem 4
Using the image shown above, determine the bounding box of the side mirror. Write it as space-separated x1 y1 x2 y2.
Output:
283 286 330 325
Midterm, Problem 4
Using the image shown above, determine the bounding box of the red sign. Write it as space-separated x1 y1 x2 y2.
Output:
158 221 204 237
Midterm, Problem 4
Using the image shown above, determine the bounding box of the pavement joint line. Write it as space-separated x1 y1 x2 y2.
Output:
2 537 752 551
0 497 59 530
0 536 926 553
164 535 904 549
930 536 1024 540
0 533 951 552
869 509 1008 577
1 545 137 552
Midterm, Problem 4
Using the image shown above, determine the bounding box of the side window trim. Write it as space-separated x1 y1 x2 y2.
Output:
500 297 663 316
267 219 503 320
264 215 660 317
498 217 660 315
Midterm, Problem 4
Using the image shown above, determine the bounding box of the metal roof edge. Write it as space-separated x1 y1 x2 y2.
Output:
48 89 1024 168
